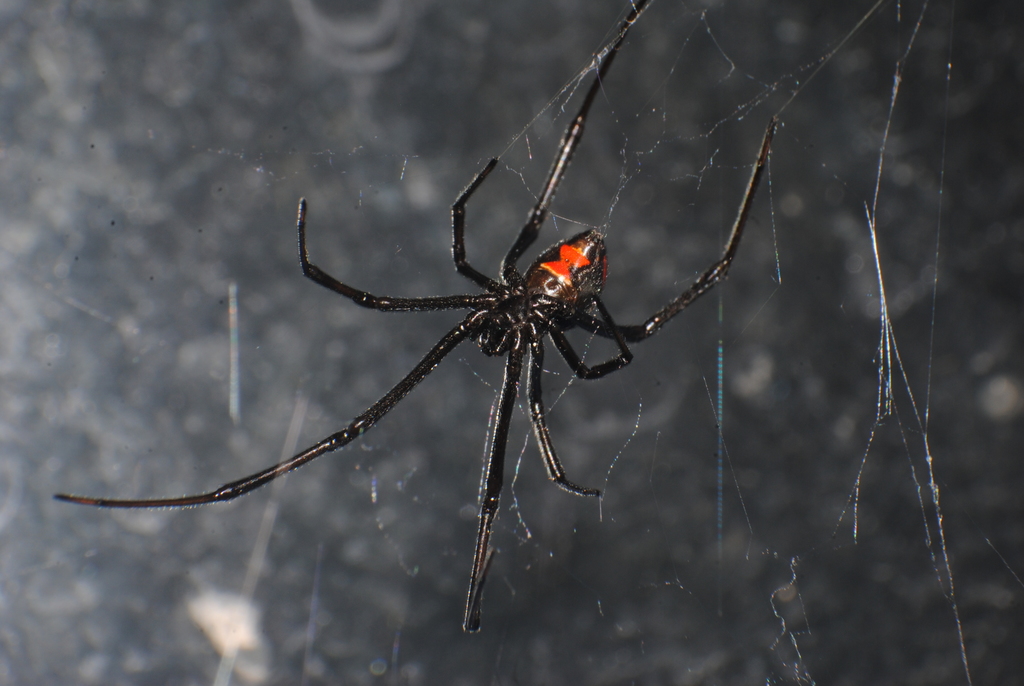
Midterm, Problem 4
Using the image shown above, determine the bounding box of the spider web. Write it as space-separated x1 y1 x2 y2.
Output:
3 0 1020 683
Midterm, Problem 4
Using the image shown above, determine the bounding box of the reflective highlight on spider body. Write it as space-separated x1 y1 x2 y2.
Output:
56 0 776 633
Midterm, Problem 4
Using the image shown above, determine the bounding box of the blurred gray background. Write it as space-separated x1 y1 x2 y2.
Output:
1 0 1021 683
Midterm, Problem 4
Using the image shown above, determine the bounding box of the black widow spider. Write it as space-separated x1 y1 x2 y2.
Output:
56 0 776 632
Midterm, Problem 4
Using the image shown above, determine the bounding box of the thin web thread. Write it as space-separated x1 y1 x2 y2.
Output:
852 0 973 682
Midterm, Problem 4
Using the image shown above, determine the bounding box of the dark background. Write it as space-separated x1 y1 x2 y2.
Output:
2 0 1021 683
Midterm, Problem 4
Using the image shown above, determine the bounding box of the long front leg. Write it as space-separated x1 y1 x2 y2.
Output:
463 343 525 632
499 0 653 283
298 199 488 311
55 316 478 508
572 118 777 342
617 118 778 341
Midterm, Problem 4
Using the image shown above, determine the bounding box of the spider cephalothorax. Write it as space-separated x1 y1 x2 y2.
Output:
56 0 776 633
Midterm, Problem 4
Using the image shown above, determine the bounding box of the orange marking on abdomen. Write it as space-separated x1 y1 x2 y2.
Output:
540 243 592 283
559 244 591 268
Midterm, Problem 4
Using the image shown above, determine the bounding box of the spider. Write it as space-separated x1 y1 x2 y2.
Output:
56 0 776 632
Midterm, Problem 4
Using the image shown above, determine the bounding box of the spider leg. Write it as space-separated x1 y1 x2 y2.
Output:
298 199 488 311
552 296 633 379
464 342 524 632
55 316 479 509
500 0 652 284
581 117 778 343
528 339 600 496
452 159 502 290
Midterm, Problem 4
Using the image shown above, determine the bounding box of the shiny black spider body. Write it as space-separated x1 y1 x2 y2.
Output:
57 0 776 632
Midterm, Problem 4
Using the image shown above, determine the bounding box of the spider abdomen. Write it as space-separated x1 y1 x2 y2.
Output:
524 230 607 308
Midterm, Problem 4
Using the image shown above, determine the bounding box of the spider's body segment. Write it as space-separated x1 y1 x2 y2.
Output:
527 231 608 309
472 230 608 357
55 0 778 633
